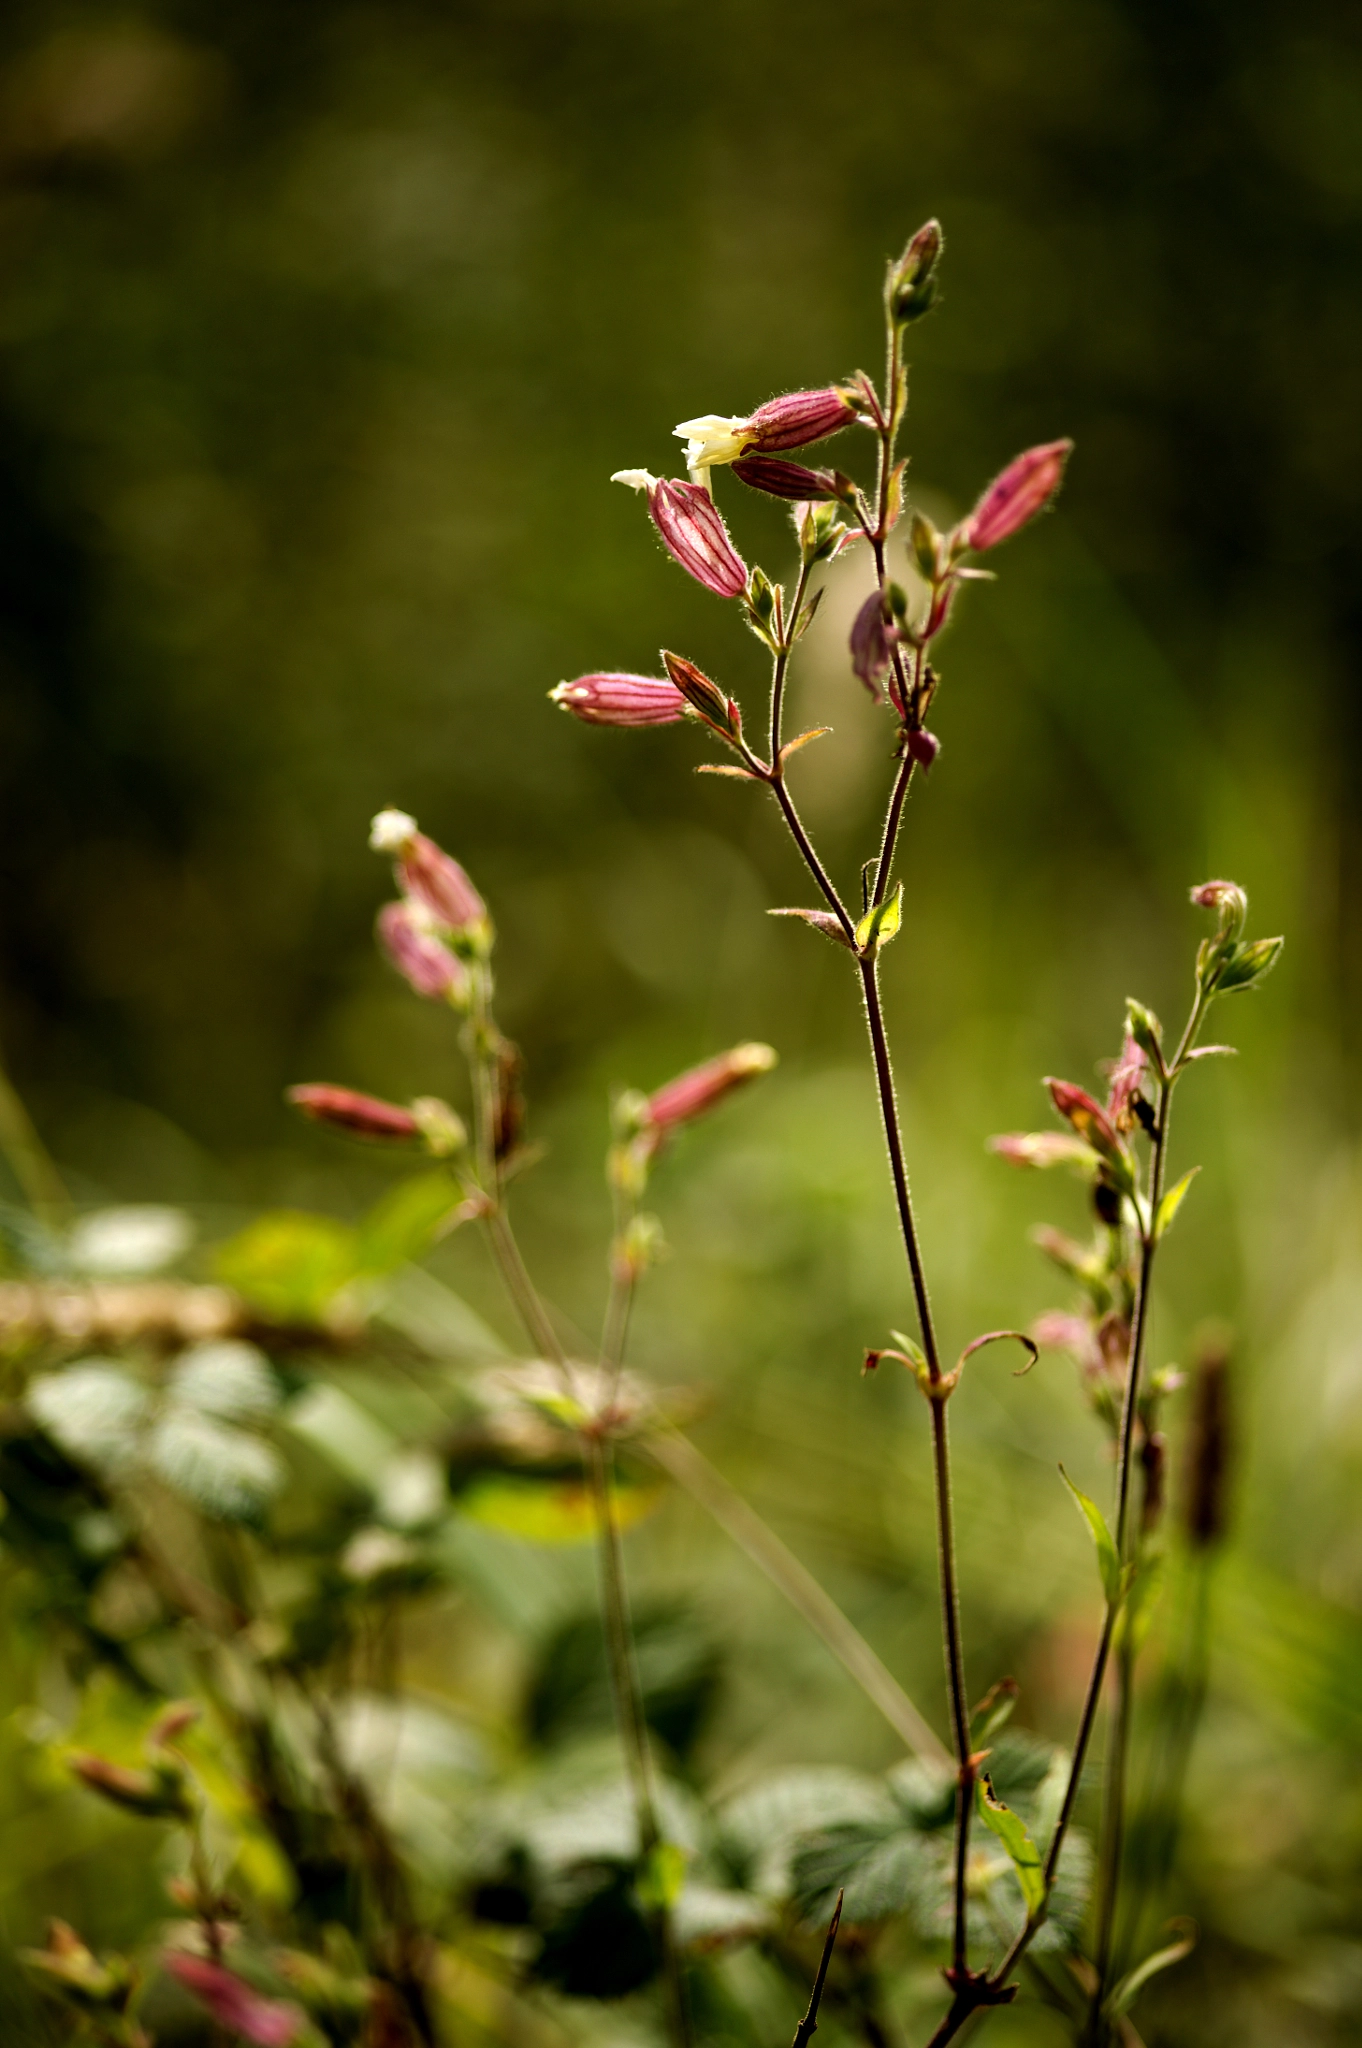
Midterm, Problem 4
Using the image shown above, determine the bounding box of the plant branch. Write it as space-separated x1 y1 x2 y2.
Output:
792 1891 844 2048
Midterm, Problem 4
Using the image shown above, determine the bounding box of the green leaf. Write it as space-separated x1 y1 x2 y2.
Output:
1154 1167 1200 1241
637 1841 688 1911
27 1362 148 1477
357 1169 465 1276
889 1328 928 1371
1059 1466 1121 1604
975 1775 1045 1915
458 1473 662 1545
1105 1922 1197 2018
855 882 903 955
214 1210 358 1321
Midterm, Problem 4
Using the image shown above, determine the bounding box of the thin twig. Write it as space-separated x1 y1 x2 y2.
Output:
792 1890 845 2048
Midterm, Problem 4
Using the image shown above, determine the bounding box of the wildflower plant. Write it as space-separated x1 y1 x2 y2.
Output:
0 226 1282 2048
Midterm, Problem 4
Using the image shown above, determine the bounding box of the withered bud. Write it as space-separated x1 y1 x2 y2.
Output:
849 590 895 699
959 440 1072 552
550 673 687 726
1185 1340 1231 1549
907 727 940 769
288 1084 421 1144
732 454 841 501
1140 1427 1166 1535
1105 1030 1148 1132
492 1040 526 1163
376 901 468 1003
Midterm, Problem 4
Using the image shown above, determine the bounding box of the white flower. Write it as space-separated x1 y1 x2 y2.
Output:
610 468 657 492
672 413 754 472
370 807 418 853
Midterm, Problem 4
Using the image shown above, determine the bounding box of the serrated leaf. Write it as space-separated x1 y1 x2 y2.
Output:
1105 1922 1197 2019
166 1341 279 1423
1059 1465 1121 1605
768 907 854 949
148 1409 284 1522
1154 1166 1200 1241
357 1169 464 1276
855 882 903 955
214 1210 358 1322
779 726 832 765
975 1775 1045 1915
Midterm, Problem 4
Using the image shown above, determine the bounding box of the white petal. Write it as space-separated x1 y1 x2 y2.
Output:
370 808 418 853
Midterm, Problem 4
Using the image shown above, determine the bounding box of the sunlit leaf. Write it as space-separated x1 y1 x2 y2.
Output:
68 1205 194 1277
148 1409 284 1522
27 1363 148 1477
975 1774 1045 1915
357 1169 465 1276
1105 1921 1197 2018
167 1341 279 1423
458 1473 662 1545
1059 1466 1121 1604
637 1840 688 1910
1154 1167 1200 1241
214 1211 358 1321
854 882 903 955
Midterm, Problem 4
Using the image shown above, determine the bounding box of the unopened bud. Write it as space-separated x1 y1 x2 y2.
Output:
397 833 486 934
910 511 945 581
849 590 895 699
795 498 852 566
288 1084 421 1143
732 454 841 501
70 1750 191 1820
165 1956 306 2047
887 219 943 323
1189 878 1248 938
376 901 468 1003
907 728 940 770
989 1130 1097 1169
646 1042 777 1133
661 650 743 742
1045 1078 1124 1162
959 440 1072 551
550 673 687 726
149 1700 200 1749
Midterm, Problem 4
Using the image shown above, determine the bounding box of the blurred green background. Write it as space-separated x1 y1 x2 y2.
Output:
1 0 1361 2040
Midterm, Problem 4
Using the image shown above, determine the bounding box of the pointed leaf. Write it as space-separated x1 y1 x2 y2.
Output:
1059 1466 1121 1604
1105 1922 1197 2019
695 762 764 781
975 1775 1045 1915
768 907 854 949
855 883 904 955
1182 1043 1237 1063
1154 1166 1200 1242
889 1328 928 1370
779 726 832 765
1214 935 1284 993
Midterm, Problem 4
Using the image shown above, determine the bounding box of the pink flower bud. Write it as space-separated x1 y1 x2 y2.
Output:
988 1131 1096 1169
165 1957 305 2047
732 455 841 501
1045 1078 1122 1159
746 386 859 453
1190 878 1248 934
549 673 687 726
70 1752 189 1818
1104 1030 1147 1129
648 477 748 597
646 1042 777 1134
849 591 895 699
398 834 485 932
287 1084 421 1142
961 439 1072 551
376 901 467 1002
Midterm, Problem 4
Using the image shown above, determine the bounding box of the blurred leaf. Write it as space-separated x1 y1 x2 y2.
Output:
1060 1465 1121 1604
673 1883 773 1952
458 1473 662 1545
637 1840 687 1910
27 1363 147 1478
1154 1167 1200 1242
528 1602 721 1761
166 1340 279 1422
67 1206 193 1277
791 1818 937 1927
214 1211 358 1321
147 1408 284 1522
976 1774 1045 1914
719 1769 897 1899
1106 1921 1196 2019
284 1382 397 1489
356 1170 464 1276
375 1264 508 1360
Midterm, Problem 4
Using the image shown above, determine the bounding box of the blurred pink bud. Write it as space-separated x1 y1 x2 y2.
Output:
70 1752 188 1818
550 673 687 726
849 591 895 698
961 439 1072 551
1032 1311 1101 1369
746 387 859 453
732 455 841 501
922 577 958 641
398 834 485 932
646 1042 777 1134
649 478 748 597
1104 1031 1147 1127
165 1956 305 2047
1190 878 1247 933
1046 1078 1122 1158
287 1084 421 1142
988 1131 1096 1168
907 728 940 769
377 901 467 1002
150 1701 200 1748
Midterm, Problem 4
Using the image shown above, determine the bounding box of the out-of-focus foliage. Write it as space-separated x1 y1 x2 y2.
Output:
0 0 1360 2043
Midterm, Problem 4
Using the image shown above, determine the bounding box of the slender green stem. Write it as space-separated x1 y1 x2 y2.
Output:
770 558 813 765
